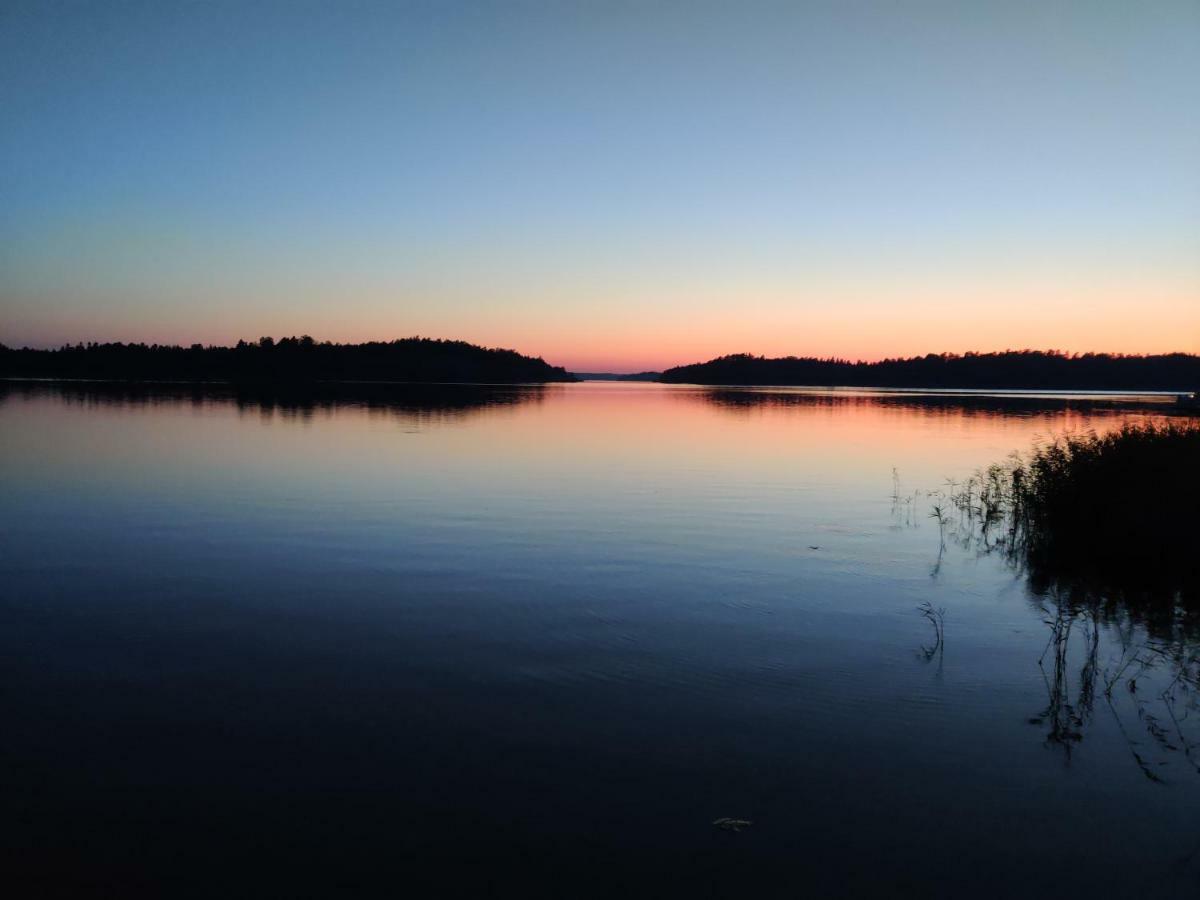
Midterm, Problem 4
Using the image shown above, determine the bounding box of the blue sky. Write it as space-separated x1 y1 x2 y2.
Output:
2 1 1197 370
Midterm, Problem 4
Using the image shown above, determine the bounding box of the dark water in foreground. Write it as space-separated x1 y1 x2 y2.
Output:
3 381 1198 897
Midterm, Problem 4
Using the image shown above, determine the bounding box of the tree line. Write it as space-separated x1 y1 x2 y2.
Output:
659 350 1200 390
0 336 578 384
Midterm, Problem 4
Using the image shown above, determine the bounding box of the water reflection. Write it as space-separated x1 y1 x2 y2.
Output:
1030 589 1200 784
0 379 549 426
695 385 1187 419
905 426 1200 782
3 381 1199 896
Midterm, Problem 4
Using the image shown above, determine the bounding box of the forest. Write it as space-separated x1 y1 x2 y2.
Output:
659 350 1200 390
0 336 578 384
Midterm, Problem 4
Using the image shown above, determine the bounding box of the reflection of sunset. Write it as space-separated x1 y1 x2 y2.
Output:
14 293 1196 374
6 382 1176 506
4 3 1199 894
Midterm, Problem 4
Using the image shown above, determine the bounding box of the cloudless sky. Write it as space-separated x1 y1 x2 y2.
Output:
2 0 1197 371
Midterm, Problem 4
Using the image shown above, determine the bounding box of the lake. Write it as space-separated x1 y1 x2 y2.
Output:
3 380 1197 897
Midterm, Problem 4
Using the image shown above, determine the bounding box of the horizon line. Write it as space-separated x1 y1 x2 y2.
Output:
4 334 1199 376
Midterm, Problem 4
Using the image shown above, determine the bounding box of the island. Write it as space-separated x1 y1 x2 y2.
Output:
659 350 1200 391
0 336 578 385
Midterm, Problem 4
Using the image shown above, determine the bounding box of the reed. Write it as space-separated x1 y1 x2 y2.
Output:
944 420 1200 626
920 420 1200 779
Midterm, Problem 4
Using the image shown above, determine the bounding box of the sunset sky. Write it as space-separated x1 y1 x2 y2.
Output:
2 1 1198 372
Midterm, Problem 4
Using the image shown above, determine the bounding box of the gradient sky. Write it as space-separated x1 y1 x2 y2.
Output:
2 1 1197 371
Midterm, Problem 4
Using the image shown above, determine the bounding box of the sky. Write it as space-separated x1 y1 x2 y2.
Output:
1 1 1197 372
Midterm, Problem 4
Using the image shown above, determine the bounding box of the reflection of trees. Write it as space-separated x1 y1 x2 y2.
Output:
0 381 548 427
691 387 1186 423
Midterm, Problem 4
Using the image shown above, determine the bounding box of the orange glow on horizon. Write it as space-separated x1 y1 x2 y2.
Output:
5 283 1197 373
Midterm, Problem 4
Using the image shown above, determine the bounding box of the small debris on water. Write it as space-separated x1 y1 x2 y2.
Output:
712 818 753 833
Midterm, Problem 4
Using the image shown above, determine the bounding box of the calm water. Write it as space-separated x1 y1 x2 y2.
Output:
3 381 1198 897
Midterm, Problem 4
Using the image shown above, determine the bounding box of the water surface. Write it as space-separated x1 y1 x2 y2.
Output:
3 381 1197 897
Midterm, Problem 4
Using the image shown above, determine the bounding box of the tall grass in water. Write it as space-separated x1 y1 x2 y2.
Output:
933 421 1200 780
948 421 1199 629
1016 422 1198 588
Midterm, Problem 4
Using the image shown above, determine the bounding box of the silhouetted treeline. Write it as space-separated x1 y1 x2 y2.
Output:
0 336 577 384
660 350 1200 390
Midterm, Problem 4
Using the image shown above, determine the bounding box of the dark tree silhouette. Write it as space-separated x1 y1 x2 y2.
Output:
0 337 578 384
659 350 1200 391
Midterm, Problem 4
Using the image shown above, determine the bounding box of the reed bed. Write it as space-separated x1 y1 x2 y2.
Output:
910 420 1200 778
936 420 1199 624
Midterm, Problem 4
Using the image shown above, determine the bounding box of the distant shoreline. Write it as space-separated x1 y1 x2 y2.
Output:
5 342 1198 392
659 350 1200 393
0 337 578 385
0 376 563 388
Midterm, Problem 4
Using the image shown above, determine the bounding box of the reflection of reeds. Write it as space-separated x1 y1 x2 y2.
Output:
913 421 1200 780
1030 590 1200 782
1032 596 1092 755
917 601 946 665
